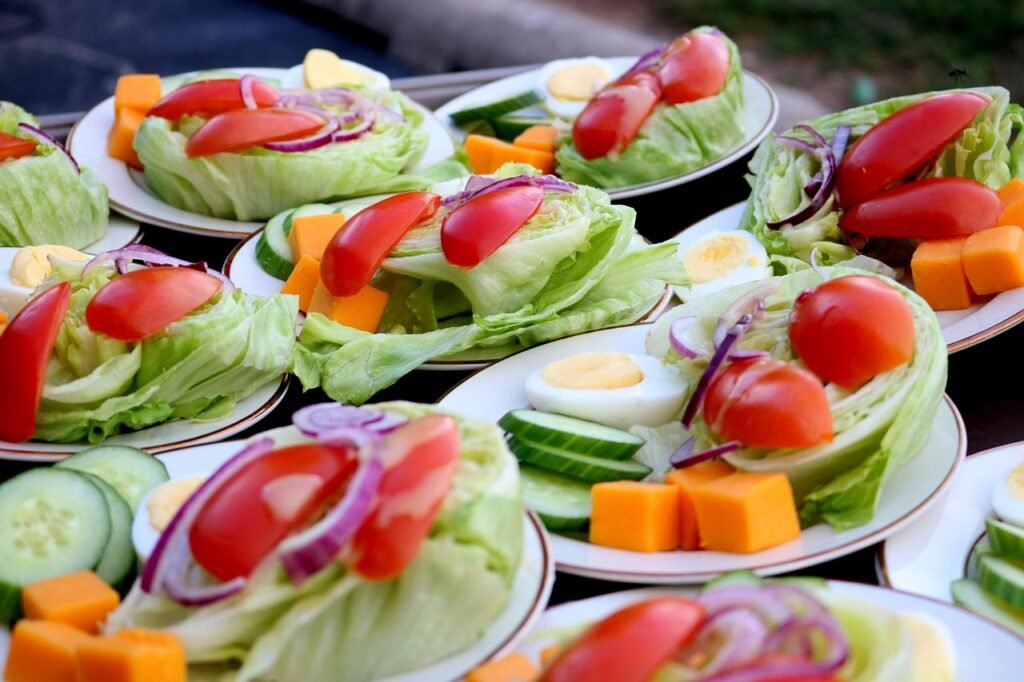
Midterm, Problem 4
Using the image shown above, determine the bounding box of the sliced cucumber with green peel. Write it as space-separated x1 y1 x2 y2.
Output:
0 469 112 622
508 436 651 482
490 115 554 141
979 554 1024 610
255 203 338 280
951 578 1024 636
987 517 1024 562
449 91 542 125
520 465 592 532
56 445 169 514
499 410 644 460
80 473 135 591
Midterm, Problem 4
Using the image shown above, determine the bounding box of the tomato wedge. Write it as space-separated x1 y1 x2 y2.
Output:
572 72 661 160
790 276 915 388
320 192 441 297
86 267 222 341
839 177 1000 239
441 185 544 268
0 132 37 162
541 597 705 682
835 92 989 207
185 108 324 158
349 415 459 580
148 78 279 120
0 283 70 443
703 358 833 449
190 444 358 582
657 32 730 104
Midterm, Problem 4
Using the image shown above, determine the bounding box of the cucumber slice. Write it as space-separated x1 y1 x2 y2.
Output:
499 410 644 460
449 91 542 125
490 115 554 141
508 436 651 482
988 517 1024 562
520 465 592 532
56 445 169 514
80 473 135 591
701 571 762 593
0 469 111 622
951 578 1024 636
979 555 1024 610
255 210 295 280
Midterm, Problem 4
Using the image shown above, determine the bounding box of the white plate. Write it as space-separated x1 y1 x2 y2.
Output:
879 443 1024 606
438 324 966 583
514 583 1024 677
124 438 555 682
669 201 1024 353
0 377 289 463
67 67 457 239
435 59 778 200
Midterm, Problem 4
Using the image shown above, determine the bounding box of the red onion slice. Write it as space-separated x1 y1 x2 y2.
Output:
264 118 339 152
764 615 848 670
728 349 769 361
668 316 702 359
831 125 851 164
363 411 408 434
317 426 380 451
441 174 576 208
712 281 780 350
671 440 741 469
698 585 794 625
677 608 768 675
793 123 828 148
766 584 829 619
331 116 373 142
240 74 259 109
292 403 388 435
82 245 234 293
620 43 668 80
681 314 752 429
17 122 79 174
767 130 837 230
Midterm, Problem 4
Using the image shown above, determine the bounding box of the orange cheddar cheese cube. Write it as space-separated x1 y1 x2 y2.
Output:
22 571 119 634
279 255 321 312
910 237 973 310
308 280 389 332
513 125 558 153
0 308 8 335
665 459 736 550
288 213 345 263
539 644 561 667
589 481 680 552
503 144 555 174
466 653 539 682
465 134 495 175
998 179 1024 209
691 472 800 553
962 225 1024 295
464 134 556 174
108 107 145 169
114 74 162 114
76 629 186 682
4 620 92 682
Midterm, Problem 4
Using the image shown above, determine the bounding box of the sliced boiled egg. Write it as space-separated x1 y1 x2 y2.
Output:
674 229 772 302
537 57 614 120
525 351 687 430
0 245 88 317
147 476 205 532
302 48 391 90
992 461 1024 527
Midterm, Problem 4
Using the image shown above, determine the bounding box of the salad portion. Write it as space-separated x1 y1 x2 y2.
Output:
0 102 109 248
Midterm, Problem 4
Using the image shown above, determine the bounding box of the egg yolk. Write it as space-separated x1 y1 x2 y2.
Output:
148 476 205 532
10 245 88 288
683 234 750 284
541 352 644 389
547 64 611 101
1006 463 1024 500
304 48 375 88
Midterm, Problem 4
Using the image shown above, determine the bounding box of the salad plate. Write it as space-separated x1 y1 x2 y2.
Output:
439 324 966 583
669 201 1024 352
435 58 778 200
67 67 457 239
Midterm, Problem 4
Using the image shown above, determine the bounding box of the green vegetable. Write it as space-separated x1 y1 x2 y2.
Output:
448 91 543 125
0 102 109 248
490 115 553 141
498 409 645 460
520 464 592 532
508 436 652 482
77 473 136 591
554 27 745 188
979 554 1024 610
952 578 1024 637
55 444 169 513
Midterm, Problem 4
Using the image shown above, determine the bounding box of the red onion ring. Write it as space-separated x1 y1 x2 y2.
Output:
331 116 373 142
712 281 779 350
668 316 702 359
698 585 794 625
620 43 668 80
292 403 390 436
240 74 259 109
764 615 849 670
83 245 235 293
680 314 752 429
441 174 576 208
767 584 830 619
678 608 768 675
17 122 79 174
264 118 340 152
671 440 741 469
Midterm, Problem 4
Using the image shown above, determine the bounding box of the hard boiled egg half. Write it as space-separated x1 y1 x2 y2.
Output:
281 49 391 91
537 57 614 120
992 461 1024 527
0 245 88 317
525 351 687 430
674 229 772 302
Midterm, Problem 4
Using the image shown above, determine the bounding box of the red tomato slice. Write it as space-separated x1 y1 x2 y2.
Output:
349 414 460 580
0 283 71 443
185 108 324 158
541 597 705 682
0 132 37 162
703 358 833 449
86 267 222 341
835 92 989 208
148 78 279 120
657 32 730 104
441 185 544 268
190 444 358 582
572 75 661 160
839 177 1000 239
320 192 441 297
790 276 915 388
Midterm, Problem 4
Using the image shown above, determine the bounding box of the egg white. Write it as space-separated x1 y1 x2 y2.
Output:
537 57 614 120
0 247 33 318
281 62 390 91
674 229 773 302
992 462 1024 527
525 353 687 430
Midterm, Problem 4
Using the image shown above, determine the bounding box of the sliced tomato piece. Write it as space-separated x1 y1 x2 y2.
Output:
441 185 544 268
835 92 989 207
0 132 37 162
790 275 915 388
349 415 460 580
657 32 730 104
148 78 279 120
541 597 705 682
185 108 324 158
320 192 441 297
86 267 222 341
839 177 1000 239
572 73 661 160
190 444 358 582
703 358 833 449
0 283 71 443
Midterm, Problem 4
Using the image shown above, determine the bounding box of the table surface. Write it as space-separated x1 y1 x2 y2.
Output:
2 147 1020 609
